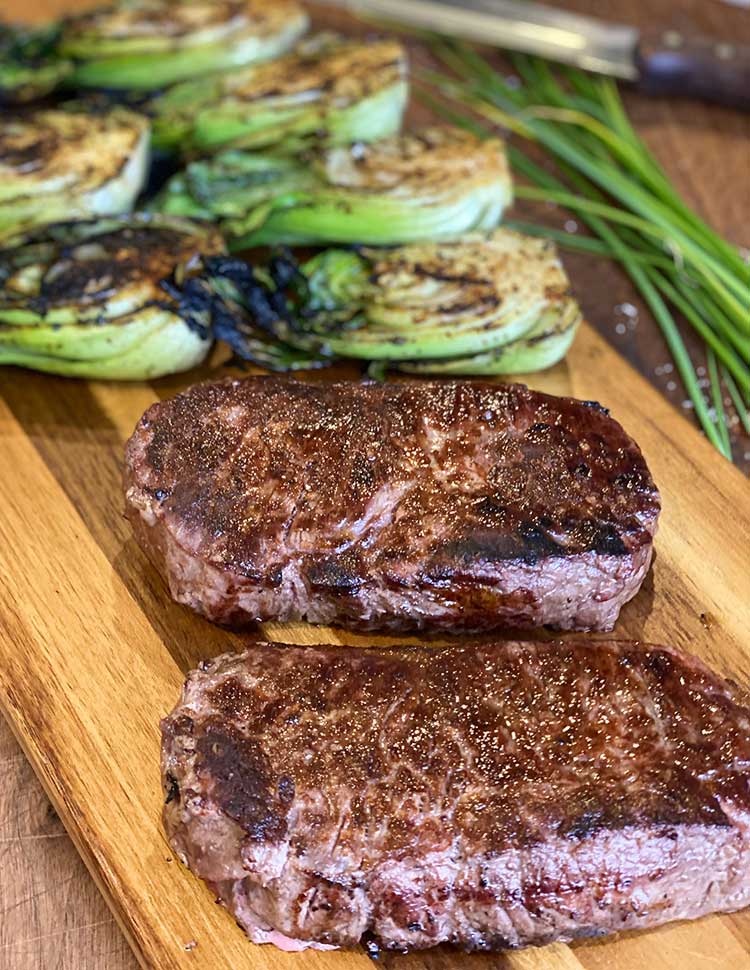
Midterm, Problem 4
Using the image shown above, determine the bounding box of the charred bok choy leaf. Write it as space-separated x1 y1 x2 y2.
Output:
60 0 308 91
152 34 408 155
207 229 582 374
0 216 225 379
0 23 72 103
156 127 512 248
0 107 149 243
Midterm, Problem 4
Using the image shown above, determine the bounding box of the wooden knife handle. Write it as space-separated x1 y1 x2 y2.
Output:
635 29 750 110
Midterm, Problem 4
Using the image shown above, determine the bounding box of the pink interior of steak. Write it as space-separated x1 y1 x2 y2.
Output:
208 879 338 951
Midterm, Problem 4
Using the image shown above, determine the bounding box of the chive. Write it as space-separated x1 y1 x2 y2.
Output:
502 217 749 395
502 219 674 269
654 277 749 390
422 43 750 461
707 349 732 458
723 366 750 436
450 45 750 296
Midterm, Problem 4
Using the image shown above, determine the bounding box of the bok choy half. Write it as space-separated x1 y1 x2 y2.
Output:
151 34 408 155
0 215 225 379
0 24 72 103
155 127 513 248
60 0 309 91
0 107 150 244
202 229 583 375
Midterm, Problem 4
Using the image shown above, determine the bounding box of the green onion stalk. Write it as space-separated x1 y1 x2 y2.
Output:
421 40 749 460
151 34 409 156
154 126 513 247
197 228 583 375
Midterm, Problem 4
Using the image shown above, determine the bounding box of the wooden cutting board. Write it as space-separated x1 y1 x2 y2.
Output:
2 3 750 970
6 327 750 970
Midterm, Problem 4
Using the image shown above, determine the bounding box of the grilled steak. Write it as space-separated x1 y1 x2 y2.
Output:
124 376 659 632
162 639 750 953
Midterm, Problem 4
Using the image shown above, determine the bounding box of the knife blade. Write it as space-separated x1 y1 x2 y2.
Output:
334 0 750 109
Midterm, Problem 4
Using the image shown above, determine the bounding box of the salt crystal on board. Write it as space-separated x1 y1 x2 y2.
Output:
616 302 638 318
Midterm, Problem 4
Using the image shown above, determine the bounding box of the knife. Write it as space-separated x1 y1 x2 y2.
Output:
336 0 750 110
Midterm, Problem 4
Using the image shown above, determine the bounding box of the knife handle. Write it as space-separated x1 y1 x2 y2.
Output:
635 29 750 110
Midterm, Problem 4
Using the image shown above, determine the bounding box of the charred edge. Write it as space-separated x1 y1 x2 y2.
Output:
160 273 212 340
164 772 180 804
306 554 365 594
581 400 610 415
517 521 564 563
205 253 296 338
196 252 333 368
194 721 287 842
588 522 628 556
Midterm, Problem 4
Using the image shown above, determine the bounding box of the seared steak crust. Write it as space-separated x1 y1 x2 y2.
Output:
162 639 750 952
125 376 659 632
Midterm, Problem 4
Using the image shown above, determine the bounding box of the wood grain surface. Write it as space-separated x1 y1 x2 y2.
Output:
1 1 750 968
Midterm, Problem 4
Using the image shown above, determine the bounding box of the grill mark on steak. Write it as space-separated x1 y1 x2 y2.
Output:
162 639 750 952
125 376 660 632
194 720 286 843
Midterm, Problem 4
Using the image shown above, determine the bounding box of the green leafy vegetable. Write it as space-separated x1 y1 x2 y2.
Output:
0 23 72 103
397 301 580 376
422 41 749 459
0 107 150 244
0 215 225 380
154 126 512 247
59 0 308 91
198 229 582 374
151 33 408 155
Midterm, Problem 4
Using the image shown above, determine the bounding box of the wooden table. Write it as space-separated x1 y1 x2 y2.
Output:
2 1 749 968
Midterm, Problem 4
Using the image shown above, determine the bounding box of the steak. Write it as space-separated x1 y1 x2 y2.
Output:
124 376 660 632
162 639 750 953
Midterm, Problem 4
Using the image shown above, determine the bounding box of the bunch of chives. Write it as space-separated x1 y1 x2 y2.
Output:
421 39 750 461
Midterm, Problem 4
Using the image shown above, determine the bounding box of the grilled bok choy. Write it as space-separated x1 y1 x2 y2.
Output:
0 24 72 103
156 127 512 248
60 0 308 91
208 229 582 374
152 34 408 155
0 108 149 243
0 216 225 379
